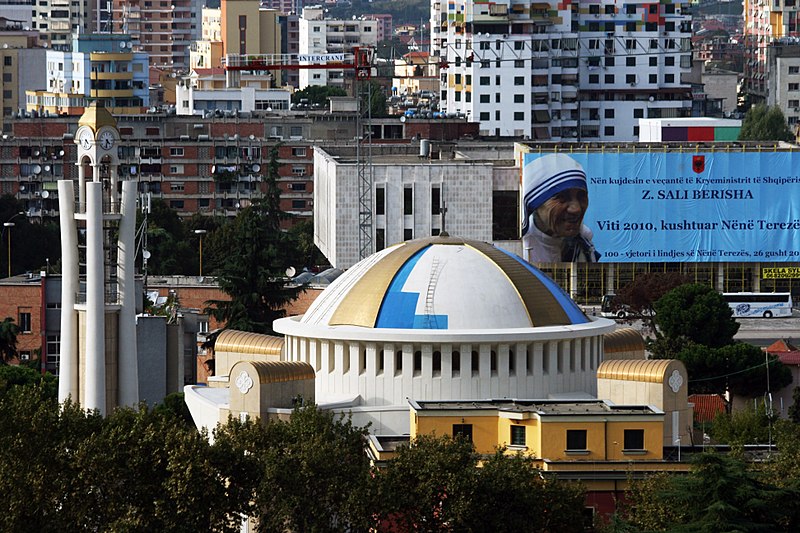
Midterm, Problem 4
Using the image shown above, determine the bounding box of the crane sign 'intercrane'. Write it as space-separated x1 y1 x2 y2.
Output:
222 48 374 87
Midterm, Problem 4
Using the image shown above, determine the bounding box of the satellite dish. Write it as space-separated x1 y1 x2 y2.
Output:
285 266 296 277
120 41 126 49
44 165 51 172
249 134 255 140
130 166 137 175
33 165 42 174
33 150 40 156
142 250 151 260
251 163 261 172
400 115 407 123
59 150 64 156
211 165 216 173
41 190 50 199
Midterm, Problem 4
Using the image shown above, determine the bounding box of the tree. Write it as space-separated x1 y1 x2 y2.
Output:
653 283 739 349
0 364 57 400
621 452 800 532
789 387 800 423
611 272 691 335
738 104 794 142
287 218 329 271
710 404 771 446
204 146 304 334
0 317 19 364
245 406 373 532
291 85 347 107
361 80 389 118
374 434 478 531
464 450 585 533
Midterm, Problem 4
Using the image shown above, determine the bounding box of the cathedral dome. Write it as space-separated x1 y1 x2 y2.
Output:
299 235 588 331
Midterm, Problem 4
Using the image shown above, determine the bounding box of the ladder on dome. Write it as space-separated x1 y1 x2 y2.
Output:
423 258 442 328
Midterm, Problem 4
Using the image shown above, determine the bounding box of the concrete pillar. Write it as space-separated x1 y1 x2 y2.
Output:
117 180 138 406
85 182 106 415
77 162 86 214
57 180 79 404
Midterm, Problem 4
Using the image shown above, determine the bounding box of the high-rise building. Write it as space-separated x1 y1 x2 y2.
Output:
31 0 96 50
298 6 378 90
108 0 202 71
743 0 800 111
431 0 693 141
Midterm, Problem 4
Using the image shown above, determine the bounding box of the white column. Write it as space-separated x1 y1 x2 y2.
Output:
77 162 86 213
57 180 79 404
117 181 138 406
85 182 106 415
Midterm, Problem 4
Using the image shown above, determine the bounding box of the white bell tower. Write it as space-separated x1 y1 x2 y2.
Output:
58 102 138 415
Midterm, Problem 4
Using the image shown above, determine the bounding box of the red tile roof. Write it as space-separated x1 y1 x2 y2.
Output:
688 394 726 423
766 339 799 353
778 352 800 366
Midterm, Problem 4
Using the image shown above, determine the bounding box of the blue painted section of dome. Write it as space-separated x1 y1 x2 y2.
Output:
375 247 449 329
497 248 589 324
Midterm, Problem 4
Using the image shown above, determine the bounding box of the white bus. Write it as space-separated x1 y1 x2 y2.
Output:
721 292 793 318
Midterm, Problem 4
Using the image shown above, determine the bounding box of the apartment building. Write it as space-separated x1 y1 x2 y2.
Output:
298 6 378 89
742 0 796 104
109 0 202 71
766 40 800 129
431 0 693 141
31 0 96 50
25 33 150 116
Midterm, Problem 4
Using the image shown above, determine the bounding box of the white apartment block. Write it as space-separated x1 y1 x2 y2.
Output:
766 41 800 129
32 0 96 50
431 0 693 141
298 6 377 90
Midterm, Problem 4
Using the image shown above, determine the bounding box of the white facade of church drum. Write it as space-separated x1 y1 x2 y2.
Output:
274 235 615 433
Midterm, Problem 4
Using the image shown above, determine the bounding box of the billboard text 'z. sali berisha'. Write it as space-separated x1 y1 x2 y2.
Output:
522 152 800 263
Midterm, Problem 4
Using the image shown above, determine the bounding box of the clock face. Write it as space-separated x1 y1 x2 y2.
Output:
99 130 115 150
79 129 93 150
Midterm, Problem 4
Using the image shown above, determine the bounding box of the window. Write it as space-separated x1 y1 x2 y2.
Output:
604 126 615 136
403 187 412 215
169 147 184 156
431 186 441 215
453 424 473 441
432 351 441 375
480 112 490 121
791 83 800 91
604 74 614 84
404 228 413 240
292 200 306 209
395 350 403 374
514 94 524 103
3 57 10 66
624 429 645 451
376 187 385 215
626 57 636 67
292 147 306 157
791 66 800 74
170 182 185 192
589 74 599 84
18 311 31 333
514 112 525 121
665 74 674 83
633 108 644 118
413 351 422 375
479 76 490 86
170 200 184 209
510 425 526 446
514 76 524 85
566 429 587 451
649 74 658 83
471 350 479 376
665 56 675 67
605 109 614 119
452 350 461 375
605 57 615 67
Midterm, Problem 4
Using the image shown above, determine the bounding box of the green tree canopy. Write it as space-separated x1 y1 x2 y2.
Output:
291 85 347 107
0 317 19 364
653 283 739 349
611 272 691 335
738 104 794 141
204 146 304 334
621 452 800 532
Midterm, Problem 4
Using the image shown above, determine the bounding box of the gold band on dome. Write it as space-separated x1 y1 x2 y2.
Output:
597 359 673 383
215 329 285 357
329 235 467 327
248 360 316 384
467 241 571 327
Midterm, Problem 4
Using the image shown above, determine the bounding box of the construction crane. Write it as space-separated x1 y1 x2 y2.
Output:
222 48 377 261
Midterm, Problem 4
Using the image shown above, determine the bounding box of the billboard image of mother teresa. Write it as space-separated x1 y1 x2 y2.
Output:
521 154 600 263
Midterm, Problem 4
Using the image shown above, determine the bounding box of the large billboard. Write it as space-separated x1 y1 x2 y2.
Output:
521 151 800 263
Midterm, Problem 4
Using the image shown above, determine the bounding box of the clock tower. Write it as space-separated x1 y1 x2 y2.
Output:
58 102 138 415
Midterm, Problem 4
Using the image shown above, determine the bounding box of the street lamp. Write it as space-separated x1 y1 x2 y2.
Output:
2 211 24 278
194 229 207 276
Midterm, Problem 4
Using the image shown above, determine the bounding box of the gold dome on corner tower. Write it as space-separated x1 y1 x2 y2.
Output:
78 101 117 132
